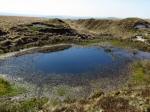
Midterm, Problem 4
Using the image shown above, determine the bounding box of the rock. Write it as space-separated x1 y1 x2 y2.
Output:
132 35 146 42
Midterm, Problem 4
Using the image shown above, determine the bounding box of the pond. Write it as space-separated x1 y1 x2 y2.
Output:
0 45 150 96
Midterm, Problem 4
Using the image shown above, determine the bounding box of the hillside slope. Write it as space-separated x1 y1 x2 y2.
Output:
0 17 88 53
71 18 150 39
0 17 150 53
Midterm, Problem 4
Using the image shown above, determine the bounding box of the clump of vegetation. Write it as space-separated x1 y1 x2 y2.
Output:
0 77 48 112
0 78 11 96
0 77 25 96
110 39 150 51
0 97 48 112
78 38 150 51
95 96 139 112
129 60 150 85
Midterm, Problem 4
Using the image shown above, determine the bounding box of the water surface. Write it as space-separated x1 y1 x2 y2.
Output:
0 46 149 92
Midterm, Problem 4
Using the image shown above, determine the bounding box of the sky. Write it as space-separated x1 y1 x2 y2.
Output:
0 0 149 18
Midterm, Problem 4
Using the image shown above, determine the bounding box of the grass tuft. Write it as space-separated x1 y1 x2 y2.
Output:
0 77 25 96
130 60 150 85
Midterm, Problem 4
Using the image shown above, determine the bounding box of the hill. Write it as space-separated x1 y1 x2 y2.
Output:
0 17 85 53
72 18 150 39
0 16 150 53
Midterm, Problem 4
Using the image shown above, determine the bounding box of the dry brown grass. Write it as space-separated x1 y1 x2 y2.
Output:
0 16 45 31
72 18 150 39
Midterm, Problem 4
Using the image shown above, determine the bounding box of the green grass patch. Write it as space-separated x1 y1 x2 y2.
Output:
0 78 47 112
29 26 45 31
130 60 150 85
0 78 11 96
107 39 150 52
77 39 104 45
77 38 150 52
0 78 25 96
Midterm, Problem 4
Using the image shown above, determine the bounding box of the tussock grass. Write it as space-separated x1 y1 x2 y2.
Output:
0 78 11 96
0 97 48 112
130 60 150 85
0 77 25 96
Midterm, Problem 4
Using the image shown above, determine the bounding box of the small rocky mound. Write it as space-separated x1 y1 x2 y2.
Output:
118 18 150 30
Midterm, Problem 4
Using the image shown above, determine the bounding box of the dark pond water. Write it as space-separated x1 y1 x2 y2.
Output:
0 46 150 87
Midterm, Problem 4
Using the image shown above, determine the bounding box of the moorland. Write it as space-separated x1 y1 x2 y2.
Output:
0 16 150 112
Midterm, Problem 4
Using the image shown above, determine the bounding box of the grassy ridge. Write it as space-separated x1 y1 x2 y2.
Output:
74 18 150 39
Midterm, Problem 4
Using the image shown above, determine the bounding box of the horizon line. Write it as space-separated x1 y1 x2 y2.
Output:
0 12 149 19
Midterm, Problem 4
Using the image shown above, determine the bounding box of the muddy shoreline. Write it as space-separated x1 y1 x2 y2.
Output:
0 44 72 60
